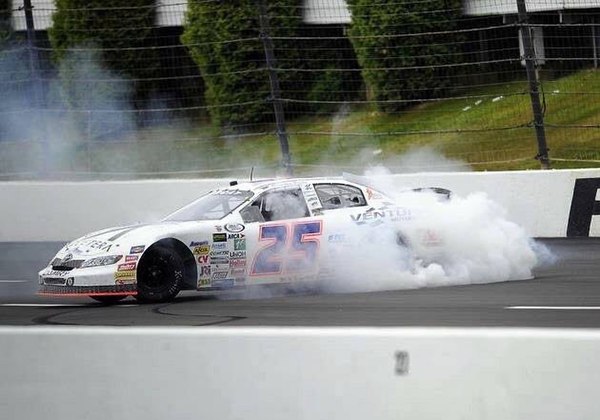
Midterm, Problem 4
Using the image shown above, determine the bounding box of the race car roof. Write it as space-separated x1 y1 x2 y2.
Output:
225 176 351 192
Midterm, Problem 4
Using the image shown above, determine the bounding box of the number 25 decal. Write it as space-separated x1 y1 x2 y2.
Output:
250 221 322 275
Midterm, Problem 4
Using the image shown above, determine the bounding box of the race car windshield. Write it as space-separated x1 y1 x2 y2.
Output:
163 190 253 221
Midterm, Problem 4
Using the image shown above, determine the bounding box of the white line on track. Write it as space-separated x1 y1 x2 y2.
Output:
1 304 89 307
1 303 140 308
0 280 28 283
507 306 600 310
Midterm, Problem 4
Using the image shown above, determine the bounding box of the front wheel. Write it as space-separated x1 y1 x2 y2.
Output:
135 245 183 303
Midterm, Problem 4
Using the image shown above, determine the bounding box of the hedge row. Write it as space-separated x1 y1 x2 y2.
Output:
346 0 464 112
49 0 159 113
47 0 465 128
0 0 10 45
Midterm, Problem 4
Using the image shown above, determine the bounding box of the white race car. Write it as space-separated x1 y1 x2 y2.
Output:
38 176 450 303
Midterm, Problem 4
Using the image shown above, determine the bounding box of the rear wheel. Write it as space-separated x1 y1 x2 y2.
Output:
396 232 416 272
135 245 184 303
91 295 126 304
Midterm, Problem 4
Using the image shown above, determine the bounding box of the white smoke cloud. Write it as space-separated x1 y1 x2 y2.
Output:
377 146 472 173
319 168 548 294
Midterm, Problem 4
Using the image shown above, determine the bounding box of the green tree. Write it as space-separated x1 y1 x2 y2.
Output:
182 0 306 129
0 0 10 45
49 0 159 113
346 0 463 112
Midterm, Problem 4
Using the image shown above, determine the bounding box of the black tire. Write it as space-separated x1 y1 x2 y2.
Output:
135 245 184 303
91 295 127 304
396 232 416 272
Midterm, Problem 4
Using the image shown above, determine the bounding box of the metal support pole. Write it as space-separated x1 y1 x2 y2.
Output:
517 0 550 169
23 0 48 175
257 0 292 176
593 20 598 69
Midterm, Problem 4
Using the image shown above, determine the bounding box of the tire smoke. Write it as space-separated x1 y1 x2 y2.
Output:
321 169 550 293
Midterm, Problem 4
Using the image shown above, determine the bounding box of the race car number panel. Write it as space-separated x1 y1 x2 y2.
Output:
251 221 323 276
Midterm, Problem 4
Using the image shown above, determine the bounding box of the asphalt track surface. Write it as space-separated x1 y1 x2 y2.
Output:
0 239 599 327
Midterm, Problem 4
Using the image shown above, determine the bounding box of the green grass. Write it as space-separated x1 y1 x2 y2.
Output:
3 69 600 179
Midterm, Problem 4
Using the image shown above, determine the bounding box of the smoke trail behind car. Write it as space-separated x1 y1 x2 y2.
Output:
320 173 551 294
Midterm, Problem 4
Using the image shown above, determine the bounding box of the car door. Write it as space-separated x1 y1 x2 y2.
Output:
239 185 324 286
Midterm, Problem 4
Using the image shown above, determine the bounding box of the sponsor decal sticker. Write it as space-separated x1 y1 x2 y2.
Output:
118 262 137 272
302 184 321 209
231 259 246 268
227 233 245 239
115 270 136 278
210 250 229 257
307 197 320 208
213 233 227 243
73 239 112 253
115 270 136 284
193 245 210 256
199 265 211 276
197 255 209 264
210 257 230 265
211 271 228 280
45 270 69 277
350 207 412 225
198 278 211 287
211 242 228 251
190 240 208 247
230 251 246 259
130 245 145 254
234 238 246 250
225 223 245 233
115 278 136 285
125 255 139 263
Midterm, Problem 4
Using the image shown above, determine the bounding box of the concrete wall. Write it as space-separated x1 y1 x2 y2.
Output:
2 326 600 420
2 169 600 241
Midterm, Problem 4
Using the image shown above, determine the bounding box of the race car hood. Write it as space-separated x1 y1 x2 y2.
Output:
60 222 190 258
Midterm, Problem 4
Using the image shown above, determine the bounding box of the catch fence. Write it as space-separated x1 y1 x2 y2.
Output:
1 0 600 179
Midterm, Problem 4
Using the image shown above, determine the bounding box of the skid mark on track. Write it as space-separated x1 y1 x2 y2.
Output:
30 302 141 325
153 303 247 326
25 301 246 326
32 308 90 325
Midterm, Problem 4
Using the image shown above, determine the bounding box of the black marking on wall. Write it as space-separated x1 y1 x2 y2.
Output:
567 178 600 237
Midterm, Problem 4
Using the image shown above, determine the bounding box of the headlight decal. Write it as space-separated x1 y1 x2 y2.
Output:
80 255 123 268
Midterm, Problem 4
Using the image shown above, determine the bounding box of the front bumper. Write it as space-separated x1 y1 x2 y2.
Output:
38 265 137 297
38 284 137 296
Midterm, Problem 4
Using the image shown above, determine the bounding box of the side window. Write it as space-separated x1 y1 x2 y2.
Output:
314 183 367 210
241 188 309 222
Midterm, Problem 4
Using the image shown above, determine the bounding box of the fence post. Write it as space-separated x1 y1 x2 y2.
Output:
256 0 292 176
516 0 550 169
23 0 48 176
